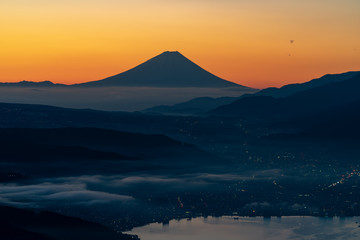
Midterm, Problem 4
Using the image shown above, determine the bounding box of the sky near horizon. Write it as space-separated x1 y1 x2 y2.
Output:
0 0 359 88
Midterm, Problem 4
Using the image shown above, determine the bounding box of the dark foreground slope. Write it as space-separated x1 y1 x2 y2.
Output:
0 127 218 178
0 127 205 159
0 206 137 240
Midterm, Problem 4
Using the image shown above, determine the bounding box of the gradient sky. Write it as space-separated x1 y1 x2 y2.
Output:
1 0 359 88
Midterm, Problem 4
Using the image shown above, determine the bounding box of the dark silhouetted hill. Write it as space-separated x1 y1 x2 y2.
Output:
0 206 138 240
0 140 130 162
0 127 209 160
267 99 360 142
143 96 239 115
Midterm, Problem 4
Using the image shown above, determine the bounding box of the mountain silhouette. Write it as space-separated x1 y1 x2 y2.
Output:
142 71 359 115
77 51 249 88
209 72 360 118
255 71 360 98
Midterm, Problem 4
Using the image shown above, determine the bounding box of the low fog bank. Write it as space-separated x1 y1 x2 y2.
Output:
0 87 257 111
0 166 351 231
0 170 283 208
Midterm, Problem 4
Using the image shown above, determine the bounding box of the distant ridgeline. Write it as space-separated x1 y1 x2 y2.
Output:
0 80 65 87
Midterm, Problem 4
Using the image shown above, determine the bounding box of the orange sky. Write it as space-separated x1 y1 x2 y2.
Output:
0 0 359 88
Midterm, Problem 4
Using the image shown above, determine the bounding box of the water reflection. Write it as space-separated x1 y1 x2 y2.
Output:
127 216 360 240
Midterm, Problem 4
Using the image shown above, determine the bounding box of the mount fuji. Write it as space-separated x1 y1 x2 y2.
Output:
77 51 250 89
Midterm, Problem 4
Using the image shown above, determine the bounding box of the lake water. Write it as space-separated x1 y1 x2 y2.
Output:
127 216 360 240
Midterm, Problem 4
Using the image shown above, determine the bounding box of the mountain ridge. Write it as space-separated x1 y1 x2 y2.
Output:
141 70 359 116
0 80 66 87
209 72 360 118
255 71 360 98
